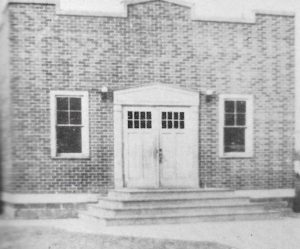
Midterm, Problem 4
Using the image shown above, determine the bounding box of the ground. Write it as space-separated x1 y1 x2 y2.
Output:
1 215 300 249
0 225 231 249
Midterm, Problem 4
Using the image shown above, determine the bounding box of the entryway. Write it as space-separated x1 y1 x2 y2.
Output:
123 106 194 188
113 84 199 189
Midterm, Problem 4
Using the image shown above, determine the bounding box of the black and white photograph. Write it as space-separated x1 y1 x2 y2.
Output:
0 0 299 248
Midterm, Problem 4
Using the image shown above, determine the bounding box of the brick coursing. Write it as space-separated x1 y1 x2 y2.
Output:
0 8 12 193
2 1 295 194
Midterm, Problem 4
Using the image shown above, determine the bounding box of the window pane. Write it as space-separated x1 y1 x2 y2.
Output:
70 98 81 111
57 111 69 124
236 114 246 126
174 121 178 129
70 112 81 125
57 127 82 153
134 120 139 128
237 101 246 113
57 98 68 110
180 121 184 129
174 112 178 120
225 114 235 126
162 112 166 120
128 120 133 129
147 112 151 119
147 121 152 129
168 112 172 119
168 120 172 129
225 101 234 113
224 128 245 152
141 120 146 128
141 112 145 120
180 112 184 120
134 112 139 119
128 111 133 120
162 121 166 129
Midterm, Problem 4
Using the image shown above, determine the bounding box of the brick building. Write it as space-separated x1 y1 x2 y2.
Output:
0 0 296 219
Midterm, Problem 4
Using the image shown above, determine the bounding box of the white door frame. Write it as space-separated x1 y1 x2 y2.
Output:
113 84 200 189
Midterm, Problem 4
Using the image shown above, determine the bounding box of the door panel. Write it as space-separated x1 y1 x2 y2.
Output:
123 106 198 189
126 132 157 185
123 108 158 188
160 133 176 179
159 108 196 187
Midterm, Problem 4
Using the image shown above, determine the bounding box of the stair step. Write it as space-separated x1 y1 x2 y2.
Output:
79 189 292 226
79 209 290 226
97 197 251 209
250 197 293 204
108 189 236 200
110 188 231 193
86 203 288 219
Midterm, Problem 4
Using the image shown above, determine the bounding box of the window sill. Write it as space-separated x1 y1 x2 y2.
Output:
220 153 253 158
52 154 90 160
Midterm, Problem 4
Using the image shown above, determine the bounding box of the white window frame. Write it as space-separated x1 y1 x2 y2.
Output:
219 94 254 158
50 91 89 159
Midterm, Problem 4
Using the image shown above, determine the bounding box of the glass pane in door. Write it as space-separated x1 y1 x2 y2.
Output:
161 111 185 129
127 111 152 129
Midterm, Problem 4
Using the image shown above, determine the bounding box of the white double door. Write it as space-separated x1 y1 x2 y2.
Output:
123 106 198 188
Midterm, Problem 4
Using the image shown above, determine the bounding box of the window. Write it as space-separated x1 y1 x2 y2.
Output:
161 111 185 129
50 91 89 158
127 111 152 129
219 95 253 157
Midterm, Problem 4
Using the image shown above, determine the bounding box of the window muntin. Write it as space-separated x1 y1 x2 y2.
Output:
57 97 82 125
219 95 253 158
127 111 152 129
162 111 185 129
56 97 83 154
224 100 246 153
51 91 89 158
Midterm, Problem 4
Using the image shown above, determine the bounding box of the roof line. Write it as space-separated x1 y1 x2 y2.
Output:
122 0 195 8
191 10 295 24
3 0 295 23
9 0 57 4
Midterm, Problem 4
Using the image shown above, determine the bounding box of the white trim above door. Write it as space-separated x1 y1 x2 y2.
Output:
113 84 200 189
114 84 199 106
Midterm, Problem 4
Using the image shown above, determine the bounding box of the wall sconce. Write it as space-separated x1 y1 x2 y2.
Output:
204 89 217 103
100 86 113 102
101 86 108 93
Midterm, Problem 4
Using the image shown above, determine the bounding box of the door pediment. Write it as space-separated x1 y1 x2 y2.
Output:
114 84 199 106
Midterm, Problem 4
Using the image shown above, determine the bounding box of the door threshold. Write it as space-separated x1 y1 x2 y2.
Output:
113 188 231 193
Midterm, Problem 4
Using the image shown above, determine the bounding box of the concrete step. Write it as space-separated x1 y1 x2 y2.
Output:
97 197 251 209
108 188 236 200
79 209 290 226
79 189 292 226
250 197 293 209
87 202 288 218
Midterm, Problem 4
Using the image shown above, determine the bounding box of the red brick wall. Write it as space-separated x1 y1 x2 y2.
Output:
6 1 295 193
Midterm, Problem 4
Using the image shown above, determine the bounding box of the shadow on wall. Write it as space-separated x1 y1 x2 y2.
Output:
293 151 300 212
0 129 2 214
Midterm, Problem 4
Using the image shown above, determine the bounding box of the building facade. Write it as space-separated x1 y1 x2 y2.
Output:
0 0 295 218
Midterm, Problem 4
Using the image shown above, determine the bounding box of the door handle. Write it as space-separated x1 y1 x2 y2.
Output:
159 148 163 163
